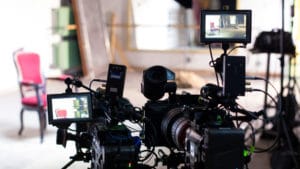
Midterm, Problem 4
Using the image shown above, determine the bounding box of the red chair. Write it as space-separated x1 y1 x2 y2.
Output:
210 22 220 32
13 50 47 143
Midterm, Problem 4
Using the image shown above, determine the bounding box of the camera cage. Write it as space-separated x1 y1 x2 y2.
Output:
200 10 252 44
47 92 93 125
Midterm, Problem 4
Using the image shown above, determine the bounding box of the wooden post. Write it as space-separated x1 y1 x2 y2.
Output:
71 0 110 77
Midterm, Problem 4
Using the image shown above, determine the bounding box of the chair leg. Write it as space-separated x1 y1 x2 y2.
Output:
43 109 47 130
38 109 46 143
18 108 24 135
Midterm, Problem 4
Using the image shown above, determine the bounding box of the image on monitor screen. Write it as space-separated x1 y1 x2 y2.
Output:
52 97 89 120
200 10 251 44
205 14 246 39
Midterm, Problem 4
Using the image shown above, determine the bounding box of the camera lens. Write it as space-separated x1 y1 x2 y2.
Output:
171 117 190 149
161 108 191 149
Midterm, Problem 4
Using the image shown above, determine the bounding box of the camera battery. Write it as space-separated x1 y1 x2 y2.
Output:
203 128 245 169
223 56 245 97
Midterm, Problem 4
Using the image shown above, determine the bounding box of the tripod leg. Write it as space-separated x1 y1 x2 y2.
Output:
263 53 271 126
61 159 76 169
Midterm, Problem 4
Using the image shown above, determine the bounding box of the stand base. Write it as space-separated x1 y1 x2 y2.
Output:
62 152 90 169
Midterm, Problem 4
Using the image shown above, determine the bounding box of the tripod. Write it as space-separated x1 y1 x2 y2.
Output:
269 1 300 168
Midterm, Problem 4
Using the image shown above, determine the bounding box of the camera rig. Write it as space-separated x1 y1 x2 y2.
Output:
45 9 279 169
47 61 264 169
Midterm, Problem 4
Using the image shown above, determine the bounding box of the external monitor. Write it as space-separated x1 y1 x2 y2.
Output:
200 10 252 44
47 92 93 125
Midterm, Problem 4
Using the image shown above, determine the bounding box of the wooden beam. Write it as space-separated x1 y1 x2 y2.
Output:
71 0 88 76
71 0 111 77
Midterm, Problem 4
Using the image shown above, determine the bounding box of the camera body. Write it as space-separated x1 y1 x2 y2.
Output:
141 65 246 169
90 123 140 169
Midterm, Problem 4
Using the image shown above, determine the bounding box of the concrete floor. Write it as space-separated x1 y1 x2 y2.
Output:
0 70 283 169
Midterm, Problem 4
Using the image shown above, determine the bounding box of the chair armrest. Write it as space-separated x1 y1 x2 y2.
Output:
20 80 44 88
47 74 72 81
20 80 37 86
19 80 46 107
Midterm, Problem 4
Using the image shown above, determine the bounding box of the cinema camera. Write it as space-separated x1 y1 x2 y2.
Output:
141 65 264 169
140 9 257 169
47 9 262 169
48 64 149 169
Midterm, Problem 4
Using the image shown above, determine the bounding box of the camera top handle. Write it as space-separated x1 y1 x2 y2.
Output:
64 77 103 98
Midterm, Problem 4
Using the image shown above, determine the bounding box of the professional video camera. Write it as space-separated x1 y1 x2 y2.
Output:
139 9 258 169
140 64 263 169
47 64 150 169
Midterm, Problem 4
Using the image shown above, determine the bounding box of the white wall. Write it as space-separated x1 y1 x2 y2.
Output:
100 0 214 71
0 0 59 93
101 0 293 75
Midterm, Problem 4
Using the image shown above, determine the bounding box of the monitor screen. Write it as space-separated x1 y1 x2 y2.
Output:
200 10 252 44
47 93 93 124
